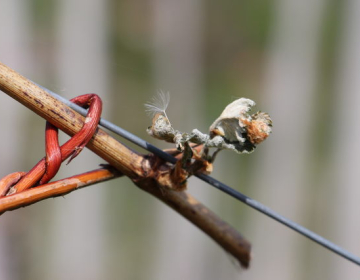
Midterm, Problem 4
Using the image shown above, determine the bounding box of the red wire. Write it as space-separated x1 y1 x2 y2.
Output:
0 94 102 196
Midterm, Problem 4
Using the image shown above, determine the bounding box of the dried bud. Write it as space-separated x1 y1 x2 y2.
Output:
209 98 272 153
146 113 176 143
241 112 272 145
146 94 272 156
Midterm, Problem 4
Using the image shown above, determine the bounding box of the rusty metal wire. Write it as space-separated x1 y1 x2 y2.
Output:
36 82 360 266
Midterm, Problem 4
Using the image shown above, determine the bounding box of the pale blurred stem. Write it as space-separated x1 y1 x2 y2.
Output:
0 61 251 268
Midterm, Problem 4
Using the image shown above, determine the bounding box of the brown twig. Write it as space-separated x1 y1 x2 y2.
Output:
0 61 251 267
0 62 141 179
0 166 122 213
135 174 251 267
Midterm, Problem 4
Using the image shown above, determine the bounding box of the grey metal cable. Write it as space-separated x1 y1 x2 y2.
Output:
36 83 360 266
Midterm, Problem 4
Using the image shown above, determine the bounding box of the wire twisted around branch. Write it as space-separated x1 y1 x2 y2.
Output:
0 94 102 196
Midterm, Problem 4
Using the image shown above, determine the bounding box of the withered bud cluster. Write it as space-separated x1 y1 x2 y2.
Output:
146 94 272 160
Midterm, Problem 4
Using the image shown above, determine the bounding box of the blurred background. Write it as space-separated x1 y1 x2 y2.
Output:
0 0 359 279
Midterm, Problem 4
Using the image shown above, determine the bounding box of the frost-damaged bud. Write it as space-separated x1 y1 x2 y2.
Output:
146 113 177 143
145 91 178 143
145 93 272 156
241 111 272 145
145 93 272 189
209 98 272 153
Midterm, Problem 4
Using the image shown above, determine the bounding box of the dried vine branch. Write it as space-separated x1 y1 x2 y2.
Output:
0 61 251 267
0 166 122 213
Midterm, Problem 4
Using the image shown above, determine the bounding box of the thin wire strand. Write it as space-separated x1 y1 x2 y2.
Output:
35 83 360 266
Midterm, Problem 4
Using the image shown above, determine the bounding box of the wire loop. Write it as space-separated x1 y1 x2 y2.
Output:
0 94 102 196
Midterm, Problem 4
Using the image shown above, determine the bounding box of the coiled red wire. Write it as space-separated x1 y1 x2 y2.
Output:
0 94 102 197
